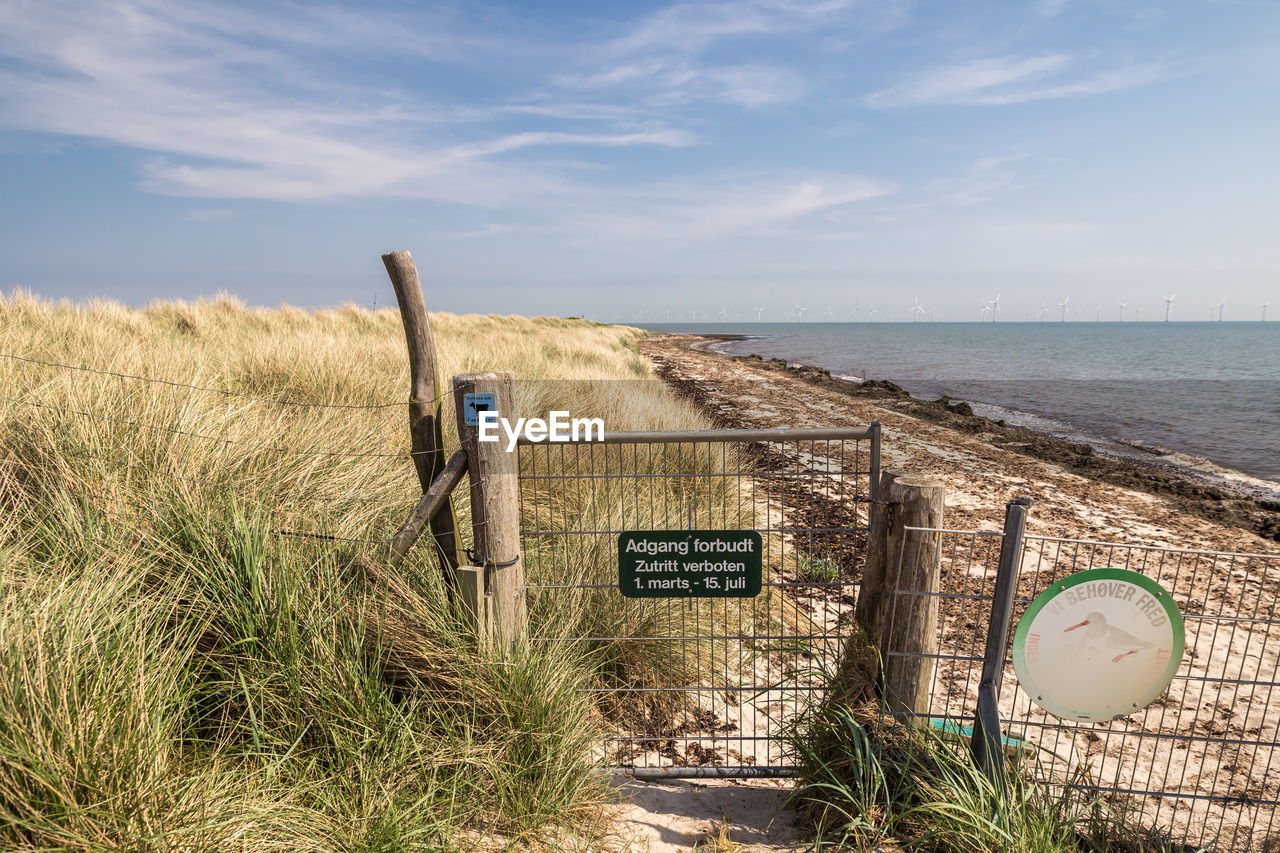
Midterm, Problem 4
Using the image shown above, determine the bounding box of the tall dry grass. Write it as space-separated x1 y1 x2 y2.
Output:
0 289 723 851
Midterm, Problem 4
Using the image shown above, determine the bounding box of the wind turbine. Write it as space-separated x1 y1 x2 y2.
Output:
1163 294 1175 322
633 309 644 322
910 296 926 323
689 308 699 322
1095 305 1102 322
754 306 765 321
1118 302 1128 322
989 293 1002 322
1057 295 1070 322
1134 307 1142 321
718 306 729 322
1263 301 1270 322
795 305 807 322
866 306 878 321
1217 295 1226 322
822 306 835 321
980 301 992 322
850 300 860 322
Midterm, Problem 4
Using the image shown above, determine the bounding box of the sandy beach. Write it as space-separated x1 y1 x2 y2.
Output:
609 333 1280 852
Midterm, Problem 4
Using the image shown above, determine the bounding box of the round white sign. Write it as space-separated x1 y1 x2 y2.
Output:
1012 568 1184 723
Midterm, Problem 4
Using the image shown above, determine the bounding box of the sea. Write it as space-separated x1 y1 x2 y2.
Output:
637 322 1280 489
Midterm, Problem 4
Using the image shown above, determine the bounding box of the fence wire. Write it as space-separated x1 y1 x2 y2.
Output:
0 356 421 545
516 428 877 776
892 526 1280 852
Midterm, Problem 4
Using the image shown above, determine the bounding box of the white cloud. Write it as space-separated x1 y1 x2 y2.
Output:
564 175 898 247
867 54 1170 107
606 0 860 57
561 60 807 108
555 0 871 109
0 0 694 202
926 154 1031 206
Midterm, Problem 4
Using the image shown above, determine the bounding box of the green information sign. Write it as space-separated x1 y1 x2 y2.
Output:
618 530 763 598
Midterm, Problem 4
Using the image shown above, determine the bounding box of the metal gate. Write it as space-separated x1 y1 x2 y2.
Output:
517 425 880 778
889 512 1280 852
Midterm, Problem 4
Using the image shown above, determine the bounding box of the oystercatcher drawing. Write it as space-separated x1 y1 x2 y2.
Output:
1064 611 1155 663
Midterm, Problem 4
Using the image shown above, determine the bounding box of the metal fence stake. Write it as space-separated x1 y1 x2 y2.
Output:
970 496 1033 788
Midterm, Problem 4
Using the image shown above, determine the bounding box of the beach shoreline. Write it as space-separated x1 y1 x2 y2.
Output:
641 332 1280 546
694 332 1279 495
691 331 1280 496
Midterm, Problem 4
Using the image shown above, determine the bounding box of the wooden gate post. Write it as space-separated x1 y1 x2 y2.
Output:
452 372 525 644
382 251 462 584
855 471 945 725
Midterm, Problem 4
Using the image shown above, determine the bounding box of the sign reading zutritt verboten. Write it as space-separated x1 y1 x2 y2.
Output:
618 530 763 598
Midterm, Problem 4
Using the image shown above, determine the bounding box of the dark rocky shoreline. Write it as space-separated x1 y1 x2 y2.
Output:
680 335 1279 542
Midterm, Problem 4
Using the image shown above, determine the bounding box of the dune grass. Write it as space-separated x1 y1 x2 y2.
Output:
0 289 734 851
786 645 1196 853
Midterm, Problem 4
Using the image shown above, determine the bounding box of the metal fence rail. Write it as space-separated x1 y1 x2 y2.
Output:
890 523 1280 852
517 426 879 778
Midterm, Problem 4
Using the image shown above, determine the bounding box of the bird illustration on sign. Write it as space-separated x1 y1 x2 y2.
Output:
1063 611 1155 663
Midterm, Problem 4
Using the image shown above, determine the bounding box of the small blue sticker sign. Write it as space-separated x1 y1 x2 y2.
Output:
462 392 496 427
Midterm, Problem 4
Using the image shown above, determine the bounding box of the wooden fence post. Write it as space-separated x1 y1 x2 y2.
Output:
454 566 490 638
855 469 903 643
452 371 525 644
855 471 945 725
381 251 461 584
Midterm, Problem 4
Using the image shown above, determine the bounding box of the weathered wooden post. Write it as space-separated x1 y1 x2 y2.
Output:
855 469 903 643
381 251 462 583
855 470 945 725
452 371 525 644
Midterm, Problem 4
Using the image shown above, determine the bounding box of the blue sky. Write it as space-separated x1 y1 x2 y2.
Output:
1 0 1277 321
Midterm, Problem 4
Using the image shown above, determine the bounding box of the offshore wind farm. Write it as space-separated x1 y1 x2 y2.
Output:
638 319 1280 485
627 292 1272 325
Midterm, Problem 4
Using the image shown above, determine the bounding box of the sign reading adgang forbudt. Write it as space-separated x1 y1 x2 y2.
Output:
618 530 762 598
1013 568 1185 723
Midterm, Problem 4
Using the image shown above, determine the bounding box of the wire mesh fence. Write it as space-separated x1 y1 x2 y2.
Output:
517 427 879 777
0 351 431 547
891 524 1280 851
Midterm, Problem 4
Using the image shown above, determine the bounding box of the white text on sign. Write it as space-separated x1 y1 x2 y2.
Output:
477 410 605 451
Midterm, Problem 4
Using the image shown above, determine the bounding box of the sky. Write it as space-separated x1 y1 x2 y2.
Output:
1 0 1278 322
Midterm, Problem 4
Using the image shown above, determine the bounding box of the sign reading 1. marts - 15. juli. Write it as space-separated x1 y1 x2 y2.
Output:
618 530 763 598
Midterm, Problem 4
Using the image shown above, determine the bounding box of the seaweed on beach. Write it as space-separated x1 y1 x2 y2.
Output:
720 351 1280 542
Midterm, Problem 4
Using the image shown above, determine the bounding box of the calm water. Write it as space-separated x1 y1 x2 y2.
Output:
639 322 1280 483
